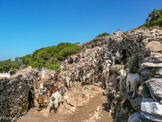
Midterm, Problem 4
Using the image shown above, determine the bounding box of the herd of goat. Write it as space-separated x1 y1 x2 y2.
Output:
28 38 141 114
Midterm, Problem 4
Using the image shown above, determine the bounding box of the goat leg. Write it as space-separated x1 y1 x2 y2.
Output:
54 107 57 113
49 107 52 113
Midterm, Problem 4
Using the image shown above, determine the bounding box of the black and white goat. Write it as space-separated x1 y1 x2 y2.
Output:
49 87 66 113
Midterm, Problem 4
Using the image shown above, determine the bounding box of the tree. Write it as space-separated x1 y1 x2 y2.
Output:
141 9 162 28
96 32 110 37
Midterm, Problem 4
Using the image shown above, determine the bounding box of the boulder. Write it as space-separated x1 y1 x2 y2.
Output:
138 85 150 98
155 68 162 75
83 47 98 57
146 78 162 101
109 65 125 73
141 69 154 77
129 98 142 112
146 54 162 63
128 112 141 122
145 41 162 52
140 112 162 122
141 98 162 117
142 62 162 68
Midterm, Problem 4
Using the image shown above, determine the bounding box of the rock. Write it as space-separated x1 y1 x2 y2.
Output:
141 98 162 117
155 68 162 75
129 98 142 112
142 62 162 68
146 53 162 63
83 47 98 57
109 65 125 73
145 41 162 52
140 112 162 122
141 69 154 77
138 85 150 98
146 78 162 101
128 112 141 122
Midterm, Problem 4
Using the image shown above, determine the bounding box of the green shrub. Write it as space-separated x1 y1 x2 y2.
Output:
17 43 82 71
140 9 162 28
0 59 21 73
96 32 110 37
0 43 82 72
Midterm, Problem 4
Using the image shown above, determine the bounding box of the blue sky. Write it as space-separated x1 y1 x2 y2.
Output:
0 0 161 61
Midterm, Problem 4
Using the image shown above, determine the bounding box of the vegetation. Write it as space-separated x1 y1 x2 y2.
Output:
0 59 21 73
96 32 110 37
140 9 162 28
0 43 82 73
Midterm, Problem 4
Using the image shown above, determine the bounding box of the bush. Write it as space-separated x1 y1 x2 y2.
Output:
96 32 110 37
140 9 162 28
17 43 82 71
0 43 82 72
0 59 21 73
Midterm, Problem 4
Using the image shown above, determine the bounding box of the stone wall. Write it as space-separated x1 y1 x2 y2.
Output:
0 76 29 121
0 67 39 122
79 28 162 121
101 29 162 121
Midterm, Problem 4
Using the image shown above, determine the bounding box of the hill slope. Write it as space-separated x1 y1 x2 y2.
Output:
0 43 81 73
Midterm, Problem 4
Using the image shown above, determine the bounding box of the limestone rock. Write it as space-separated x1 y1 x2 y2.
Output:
146 78 162 101
138 85 150 98
128 112 141 122
129 98 142 112
141 98 162 117
109 65 125 73
142 62 162 68
141 69 154 77
145 41 162 52
146 53 162 63
155 68 162 75
83 47 98 57
140 112 162 122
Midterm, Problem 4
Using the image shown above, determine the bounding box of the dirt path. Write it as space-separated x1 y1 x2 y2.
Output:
67 93 112 122
18 85 113 122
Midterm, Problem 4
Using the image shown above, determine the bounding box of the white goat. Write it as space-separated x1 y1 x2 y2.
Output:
65 76 71 89
118 69 127 91
60 64 64 71
49 88 66 113
126 73 140 98
102 67 110 89
102 61 111 89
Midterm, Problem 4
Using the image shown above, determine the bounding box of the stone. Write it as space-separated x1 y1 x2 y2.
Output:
155 68 162 75
138 85 150 98
142 62 162 68
128 112 141 122
141 98 162 117
140 112 162 122
129 98 142 112
146 55 162 63
146 78 162 101
145 41 162 52
0 95 5 102
141 69 154 77
109 65 125 72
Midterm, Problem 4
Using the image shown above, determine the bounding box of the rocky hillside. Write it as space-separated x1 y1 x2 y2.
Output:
57 28 162 121
0 28 162 122
1 9 162 122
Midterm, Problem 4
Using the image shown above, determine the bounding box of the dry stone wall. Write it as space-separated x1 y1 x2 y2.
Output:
0 67 39 122
79 28 162 121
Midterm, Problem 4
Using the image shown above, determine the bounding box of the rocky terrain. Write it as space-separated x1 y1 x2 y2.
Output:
0 28 162 122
